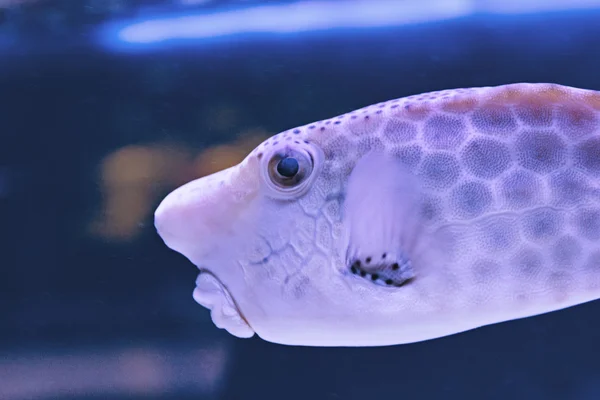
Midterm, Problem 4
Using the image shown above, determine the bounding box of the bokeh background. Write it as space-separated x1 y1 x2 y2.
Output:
2 0 600 399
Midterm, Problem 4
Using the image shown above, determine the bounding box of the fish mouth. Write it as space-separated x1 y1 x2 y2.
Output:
192 268 255 339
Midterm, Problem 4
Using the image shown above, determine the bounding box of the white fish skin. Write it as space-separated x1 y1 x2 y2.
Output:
155 83 600 347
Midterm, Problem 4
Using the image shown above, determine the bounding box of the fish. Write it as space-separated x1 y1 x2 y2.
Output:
154 82 600 347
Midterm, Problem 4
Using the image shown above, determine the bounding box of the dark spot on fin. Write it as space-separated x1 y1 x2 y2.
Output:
348 252 414 287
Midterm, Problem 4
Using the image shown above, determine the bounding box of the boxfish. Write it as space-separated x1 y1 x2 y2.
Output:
155 83 600 347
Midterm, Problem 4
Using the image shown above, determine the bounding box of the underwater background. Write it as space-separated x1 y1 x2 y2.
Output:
2 0 600 399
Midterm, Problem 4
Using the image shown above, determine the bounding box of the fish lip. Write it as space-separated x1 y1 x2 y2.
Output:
197 267 253 330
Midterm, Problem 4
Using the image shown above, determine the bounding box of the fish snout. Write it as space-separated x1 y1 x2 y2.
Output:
154 168 236 257
154 188 190 251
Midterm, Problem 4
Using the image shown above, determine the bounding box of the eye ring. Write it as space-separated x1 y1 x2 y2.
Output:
260 143 322 199
268 149 312 188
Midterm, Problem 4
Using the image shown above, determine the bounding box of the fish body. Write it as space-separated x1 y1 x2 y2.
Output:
155 83 600 347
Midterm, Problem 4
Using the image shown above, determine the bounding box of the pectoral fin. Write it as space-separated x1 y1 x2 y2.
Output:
342 151 422 287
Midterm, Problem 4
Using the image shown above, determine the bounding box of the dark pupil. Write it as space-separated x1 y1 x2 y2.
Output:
276 157 300 178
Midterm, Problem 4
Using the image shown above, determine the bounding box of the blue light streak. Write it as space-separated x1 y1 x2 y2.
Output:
113 0 472 45
99 0 600 50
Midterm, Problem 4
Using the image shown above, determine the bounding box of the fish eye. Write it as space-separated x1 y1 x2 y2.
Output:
267 149 312 188
261 144 322 199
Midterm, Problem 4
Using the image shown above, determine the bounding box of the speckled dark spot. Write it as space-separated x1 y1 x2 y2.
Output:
556 104 598 139
549 169 592 208
575 208 600 240
420 196 443 222
515 130 566 174
477 216 518 253
462 138 512 179
501 170 542 209
521 208 563 241
471 105 517 136
423 115 467 150
392 145 422 169
450 181 493 218
472 259 501 285
420 152 461 189
515 103 553 127
552 235 582 266
574 137 600 176
512 248 544 276
383 120 417 143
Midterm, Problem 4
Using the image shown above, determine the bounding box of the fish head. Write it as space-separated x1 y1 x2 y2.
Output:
155 133 364 344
